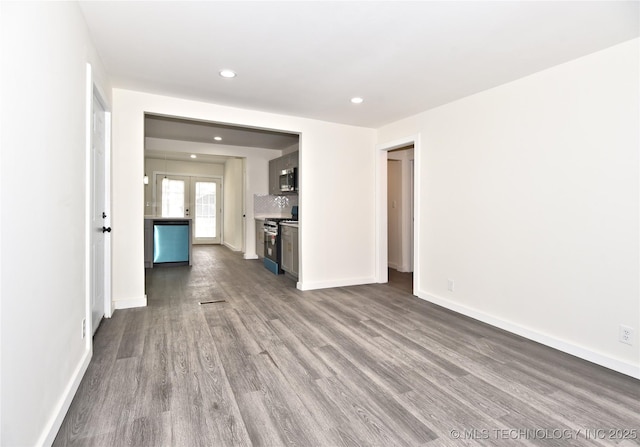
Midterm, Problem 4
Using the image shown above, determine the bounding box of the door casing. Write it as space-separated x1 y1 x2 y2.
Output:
86 66 112 342
375 134 421 294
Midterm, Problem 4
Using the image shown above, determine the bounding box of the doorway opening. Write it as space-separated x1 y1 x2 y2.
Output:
387 145 415 294
142 113 301 298
376 134 420 295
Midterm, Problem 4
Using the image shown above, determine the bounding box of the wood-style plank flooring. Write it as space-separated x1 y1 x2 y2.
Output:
388 268 413 295
54 246 640 446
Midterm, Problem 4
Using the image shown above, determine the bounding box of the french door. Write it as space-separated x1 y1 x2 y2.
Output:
191 177 221 244
156 175 222 244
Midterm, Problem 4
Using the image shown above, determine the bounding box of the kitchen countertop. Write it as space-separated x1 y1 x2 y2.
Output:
254 214 290 220
145 216 192 221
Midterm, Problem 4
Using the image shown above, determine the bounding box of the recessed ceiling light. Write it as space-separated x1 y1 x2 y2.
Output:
190 154 197 159
351 97 364 104
214 136 222 141
219 69 236 78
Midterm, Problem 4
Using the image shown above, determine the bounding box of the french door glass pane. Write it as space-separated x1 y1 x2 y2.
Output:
195 181 216 238
161 178 185 217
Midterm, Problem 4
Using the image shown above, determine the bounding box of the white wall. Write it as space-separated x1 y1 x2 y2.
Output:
223 158 244 251
112 89 376 307
0 2 111 445
377 38 640 378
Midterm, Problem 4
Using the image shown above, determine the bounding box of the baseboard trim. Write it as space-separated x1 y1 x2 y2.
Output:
113 295 147 310
243 253 259 260
297 276 376 291
223 241 241 252
388 263 412 273
415 290 640 380
38 348 92 447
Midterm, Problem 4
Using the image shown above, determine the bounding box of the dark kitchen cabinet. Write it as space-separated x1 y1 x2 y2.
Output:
282 151 298 170
281 224 298 277
268 157 282 195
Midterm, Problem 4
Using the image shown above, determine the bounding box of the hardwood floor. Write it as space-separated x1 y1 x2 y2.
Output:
388 268 413 294
54 246 640 446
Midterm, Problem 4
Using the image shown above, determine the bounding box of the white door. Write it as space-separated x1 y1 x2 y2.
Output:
90 92 107 334
157 175 191 218
191 177 221 244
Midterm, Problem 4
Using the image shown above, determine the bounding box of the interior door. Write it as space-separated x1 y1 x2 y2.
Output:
191 177 221 244
90 92 107 334
157 175 191 218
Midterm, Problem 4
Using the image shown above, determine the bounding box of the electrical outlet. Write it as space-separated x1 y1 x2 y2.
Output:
447 279 455 292
82 319 86 339
619 325 634 346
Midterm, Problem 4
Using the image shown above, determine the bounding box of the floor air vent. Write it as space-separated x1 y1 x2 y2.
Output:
198 300 226 305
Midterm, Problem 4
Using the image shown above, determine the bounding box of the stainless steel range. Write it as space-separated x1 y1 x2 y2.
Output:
263 218 285 274
263 206 298 275
263 216 298 275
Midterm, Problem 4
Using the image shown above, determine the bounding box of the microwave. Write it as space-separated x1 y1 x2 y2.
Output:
279 167 297 193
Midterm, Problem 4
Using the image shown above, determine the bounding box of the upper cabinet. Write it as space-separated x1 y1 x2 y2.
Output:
268 157 281 195
281 151 298 170
269 151 298 195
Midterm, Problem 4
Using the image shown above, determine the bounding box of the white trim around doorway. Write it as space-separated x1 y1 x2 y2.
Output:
375 134 421 294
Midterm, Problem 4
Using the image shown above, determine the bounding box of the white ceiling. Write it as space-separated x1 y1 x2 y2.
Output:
79 1 639 129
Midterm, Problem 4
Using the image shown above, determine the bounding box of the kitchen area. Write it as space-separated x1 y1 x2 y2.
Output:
142 113 300 285
255 150 300 281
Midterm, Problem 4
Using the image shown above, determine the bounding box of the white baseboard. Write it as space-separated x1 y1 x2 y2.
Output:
297 276 376 291
388 263 412 273
243 253 258 260
113 295 147 310
415 290 640 380
38 348 92 447
223 241 241 252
